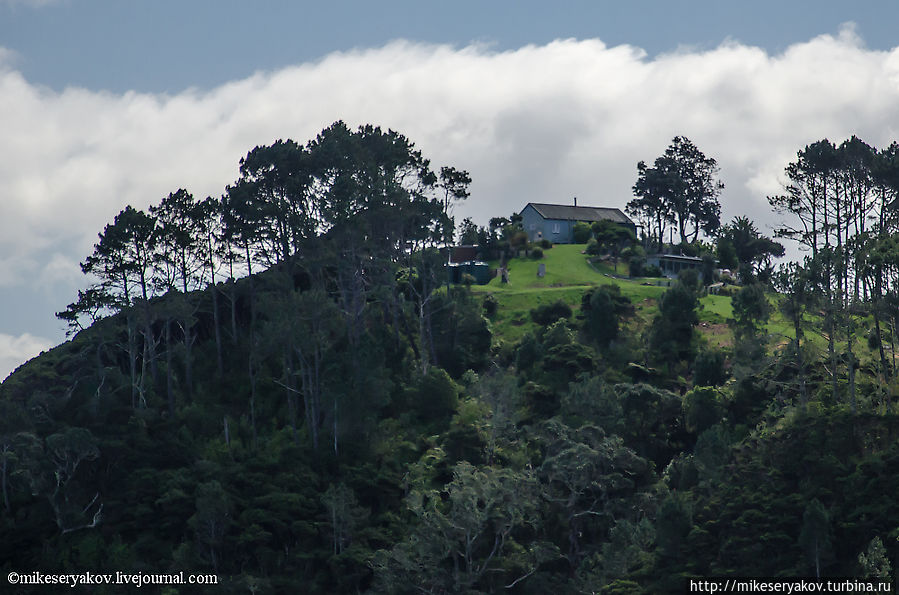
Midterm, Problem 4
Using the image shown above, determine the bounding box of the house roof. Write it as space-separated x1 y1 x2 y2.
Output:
524 203 633 225
651 254 705 263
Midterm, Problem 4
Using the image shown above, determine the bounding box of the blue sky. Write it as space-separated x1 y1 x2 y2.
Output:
3 1 898 93
1 1 899 379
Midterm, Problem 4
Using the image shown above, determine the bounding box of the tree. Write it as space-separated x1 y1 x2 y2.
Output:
581 285 633 347
457 217 480 245
858 536 891 579
718 216 784 281
629 136 724 246
321 483 369 556
80 205 160 408
649 281 699 367
228 139 317 266
373 461 541 592
774 262 814 411
768 139 839 257
539 421 649 572
189 480 232 572
438 165 471 245
152 189 210 406
655 492 692 560
798 498 833 578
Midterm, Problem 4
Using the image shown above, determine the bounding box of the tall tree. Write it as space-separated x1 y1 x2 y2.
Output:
718 216 784 282
80 205 160 408
629 136 723 246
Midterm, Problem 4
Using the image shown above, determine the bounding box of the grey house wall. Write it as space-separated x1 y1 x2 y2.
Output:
520 204 575 243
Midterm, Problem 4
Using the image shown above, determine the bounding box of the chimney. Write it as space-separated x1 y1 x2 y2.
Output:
573 196 577 207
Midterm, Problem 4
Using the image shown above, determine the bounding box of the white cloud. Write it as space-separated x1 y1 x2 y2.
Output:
1 30 899 373
0 332 52 382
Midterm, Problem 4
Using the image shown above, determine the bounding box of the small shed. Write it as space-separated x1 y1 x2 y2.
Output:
448 261 491 285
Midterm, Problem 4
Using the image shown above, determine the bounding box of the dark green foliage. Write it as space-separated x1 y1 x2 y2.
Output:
406 368 459 424
678 268 700 290
682 387 723 434
530 300 573 325
482 294 498 316
701 253 717 284
429 290 492 377
530 246 544 259
643 264 663 277
9 128 899 592
628 254 646 277
523 381 559 418
650 281 699 367
581 285 633 348
692 349 727 387
716 237 738 270
655 492 692 558
515 331 542 373
572 221 592 243
731 283 771 332
540 238 553 249
628 136 724 246
799 498 834 578
719 216 784 281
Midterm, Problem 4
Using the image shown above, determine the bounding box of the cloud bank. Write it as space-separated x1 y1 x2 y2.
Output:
1 26 898 378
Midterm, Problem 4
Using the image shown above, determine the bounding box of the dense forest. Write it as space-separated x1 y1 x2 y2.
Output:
1 123 899 593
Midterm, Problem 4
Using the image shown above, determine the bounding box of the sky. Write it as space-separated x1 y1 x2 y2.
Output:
2 1 899 380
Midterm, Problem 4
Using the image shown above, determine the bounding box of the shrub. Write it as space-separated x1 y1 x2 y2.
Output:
643 264 663 277
482 294 498 317
530 247 544 259
629 255 646 277
586 238 600 256
581 285 633 347
530 300 573 325
572 222 592 243
678 268 700 290
693 349 728 387
539 238 552 249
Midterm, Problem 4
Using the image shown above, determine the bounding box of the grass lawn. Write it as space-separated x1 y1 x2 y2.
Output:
468 245 885 378
472 244 733 344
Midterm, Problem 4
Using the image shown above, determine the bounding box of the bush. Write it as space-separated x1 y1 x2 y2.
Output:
643 264 663 277
530 300 573 325
482 294 498 317
581 285 633 347
693 349 728 387
678 268 700 290
539 238 552 249
572 222 592 244
585 238 600 256
530 247 544 259
629 255 646 277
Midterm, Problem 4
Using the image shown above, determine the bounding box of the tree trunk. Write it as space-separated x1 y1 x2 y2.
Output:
211 283 224 377
127 314 139 409
165 317 175 417
794 313 807 413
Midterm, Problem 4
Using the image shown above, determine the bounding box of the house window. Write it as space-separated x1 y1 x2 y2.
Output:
552 223 560 234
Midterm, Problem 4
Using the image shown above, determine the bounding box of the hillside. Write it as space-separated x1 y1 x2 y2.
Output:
2 125 899 593
472 244 733 347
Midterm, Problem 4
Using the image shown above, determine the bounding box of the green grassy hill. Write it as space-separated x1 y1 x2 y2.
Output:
472 244 734 344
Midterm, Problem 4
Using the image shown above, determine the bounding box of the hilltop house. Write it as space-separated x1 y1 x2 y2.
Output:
519 201 636 244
